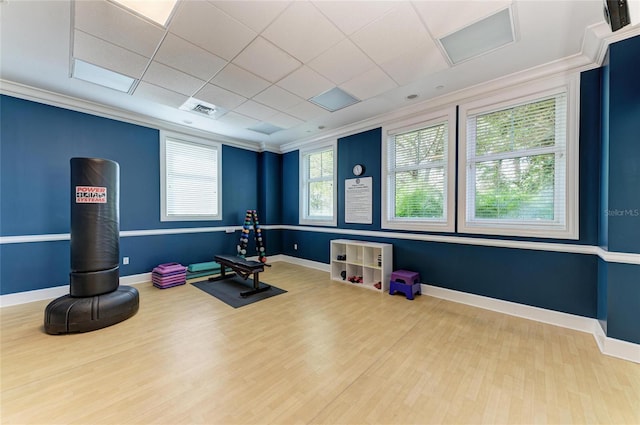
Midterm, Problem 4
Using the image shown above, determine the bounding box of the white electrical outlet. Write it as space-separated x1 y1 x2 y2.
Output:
294 244 298 250
123 257 129 265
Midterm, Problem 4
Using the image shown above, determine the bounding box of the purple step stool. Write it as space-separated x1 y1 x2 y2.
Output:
389 270 421 300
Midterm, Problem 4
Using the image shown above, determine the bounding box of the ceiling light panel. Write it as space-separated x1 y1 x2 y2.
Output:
72 58 135 92
439 8 515 64
74 0 165 57
248 122 284 135
413 0 512 39
110 0 178 26
309 87 360 112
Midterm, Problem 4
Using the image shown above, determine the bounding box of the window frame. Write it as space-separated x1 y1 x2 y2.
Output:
457 76 579 239
381 107 457 232
160 130 222 222
299 141 337 227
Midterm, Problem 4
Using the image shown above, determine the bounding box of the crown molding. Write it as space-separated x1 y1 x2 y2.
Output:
0 79 263 153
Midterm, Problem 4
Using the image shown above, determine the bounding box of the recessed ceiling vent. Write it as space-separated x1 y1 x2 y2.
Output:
179 98 227 119
191 103 216 116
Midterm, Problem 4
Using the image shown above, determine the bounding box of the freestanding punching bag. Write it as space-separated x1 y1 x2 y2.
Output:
70 157 120 296
44 158 139 334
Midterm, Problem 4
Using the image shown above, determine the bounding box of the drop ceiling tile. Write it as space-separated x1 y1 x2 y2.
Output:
308 39 376 85
73 30 149 78
154 33 227 81
211 63 271 98
216 111 261 128
142 61 205 96
266 112 304 129
339 67 397 100
74 0 164 57
379 38 449 86
276 66 333 100
232 37 301 83
351 2 430 64
253 86 303 111
169 1 256 60
133 81 188 108
210 1 290 33
195 83 247 110
285 100 331 121
313 1 396 35
261 2 344 63
234 100 279 121
413 0 512 38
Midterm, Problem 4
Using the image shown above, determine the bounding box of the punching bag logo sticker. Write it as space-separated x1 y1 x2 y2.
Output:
76 186 107 203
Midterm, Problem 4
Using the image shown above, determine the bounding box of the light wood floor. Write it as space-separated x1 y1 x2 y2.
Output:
1 262 639 424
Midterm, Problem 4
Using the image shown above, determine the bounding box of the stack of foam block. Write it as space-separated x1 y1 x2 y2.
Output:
152 263 187 289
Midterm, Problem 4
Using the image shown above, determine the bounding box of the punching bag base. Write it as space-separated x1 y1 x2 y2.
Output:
44 286 139 335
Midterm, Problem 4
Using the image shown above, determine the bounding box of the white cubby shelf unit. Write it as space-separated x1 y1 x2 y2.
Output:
330 239 393 293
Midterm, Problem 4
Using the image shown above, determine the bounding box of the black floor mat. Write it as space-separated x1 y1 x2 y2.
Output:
191 275 286 308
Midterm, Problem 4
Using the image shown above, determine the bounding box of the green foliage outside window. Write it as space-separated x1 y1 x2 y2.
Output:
471 97 561 221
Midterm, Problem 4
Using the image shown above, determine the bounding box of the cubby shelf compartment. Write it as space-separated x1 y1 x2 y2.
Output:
330 239 393 293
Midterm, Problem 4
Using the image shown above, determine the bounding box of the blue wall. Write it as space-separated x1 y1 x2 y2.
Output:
0 95 271 294
277 45 640 343
597 35 640 344
606 35 640 254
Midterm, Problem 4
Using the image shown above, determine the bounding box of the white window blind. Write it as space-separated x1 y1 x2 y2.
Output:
300 144 336 226
388 122 448 221
465 92 568 229
161 135 221 221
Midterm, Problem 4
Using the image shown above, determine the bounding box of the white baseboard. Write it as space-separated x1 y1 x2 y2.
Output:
269 254 331 272
422 284 640 364
422 285 595 333
0 273 151 308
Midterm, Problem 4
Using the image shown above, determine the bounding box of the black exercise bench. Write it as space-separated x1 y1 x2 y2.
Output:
209 255 271 298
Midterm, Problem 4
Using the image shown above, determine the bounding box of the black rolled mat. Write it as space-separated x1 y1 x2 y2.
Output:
191 275 286 308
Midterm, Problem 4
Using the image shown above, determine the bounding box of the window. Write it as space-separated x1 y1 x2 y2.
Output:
160 131 222 221
300 142 336 226
458 78 579 239
382 108 456 232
